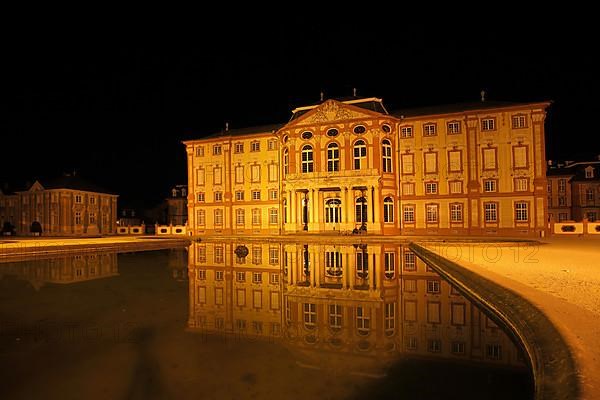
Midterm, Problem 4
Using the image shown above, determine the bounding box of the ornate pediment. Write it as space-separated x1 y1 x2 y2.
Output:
286 100 384 128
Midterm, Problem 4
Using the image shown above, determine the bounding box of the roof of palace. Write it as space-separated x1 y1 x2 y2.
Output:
389 100 549 119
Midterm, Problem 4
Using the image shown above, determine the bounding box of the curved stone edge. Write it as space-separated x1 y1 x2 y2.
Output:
409 242 580 400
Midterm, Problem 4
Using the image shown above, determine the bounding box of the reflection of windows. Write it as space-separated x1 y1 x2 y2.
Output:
451 303 466 326
304 303 316 329
325 251 343 276
356 250 368 279
486 344 502 360
329 304 343 330
403 252 416 271
426 280 440 294
404 300 417 321
427 302 441 324
404 279 417 292
356 306 370 335
428 339 442 353
385 303 395 335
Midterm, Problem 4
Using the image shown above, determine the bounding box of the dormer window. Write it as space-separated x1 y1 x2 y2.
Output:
585 166 595 179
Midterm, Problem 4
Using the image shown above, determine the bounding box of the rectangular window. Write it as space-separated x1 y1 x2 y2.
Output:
515 202 528 222
75 195 82 203
269 209 278 224
586 168 595 178
304 303 317 327
401 154 414 174
449 181 463 194
483 148 497 170
252 190 261 201
423 123 437 136
251 141 260 152
402 183 414 196
235 166 244 184
214 209 223 225
329 304 343 330
252 209 261 225
484 179 497 192
356 306 370 334
89 197 95 205
268 139 277 151
515 178 528 192
426 204 438 223
484 203 497 222
234 142 244 153
197 246 206 263
236 289 246 307
236 208 245 225
214 191 223 202
400 126 413 138
404 300 417 322
404 252 416 271
512 114 527 129
214 245 224 263
383 252 395 279
89 213 96 224
427 280 440 294
197 286 206 304
558 179 566 193
213 166 222 185
424 152 437 173
252 272 262 284
513 146 527 168
235 191 244 201
486 344 502 360
213 145 222 155
215 287 223 305
450 203 463 222
236 271 246 282
270 273 279 284
403 205 415 223
75 212 82 224
252 247 262 264
251 165 261 182
269 190 278 200
196 210 205 226
425 182 438 194
385 303 395 333
268 164 278 182
197 269 206 280
447 121 461 134
269 247 279 264
481 118 495 131
404 279 417 292
197 192 205 202
427 302 441 324
451 303 466 325
586 188 595 202
215 270 224 281
196 146 204 157
448 150 462 172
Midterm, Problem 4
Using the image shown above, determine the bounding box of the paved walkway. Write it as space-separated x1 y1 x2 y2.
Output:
421 236 600 400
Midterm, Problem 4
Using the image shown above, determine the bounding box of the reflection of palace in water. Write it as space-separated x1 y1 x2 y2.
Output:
187 241 526 370
0 253 118 290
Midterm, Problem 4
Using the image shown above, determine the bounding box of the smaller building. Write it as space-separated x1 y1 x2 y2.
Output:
166 184 188 226
547 158 600 222
0 174 118 236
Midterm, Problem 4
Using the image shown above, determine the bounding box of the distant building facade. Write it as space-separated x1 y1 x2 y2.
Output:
184 97 550 237
547 159 600 222
0 175 118 236
166 184 188 226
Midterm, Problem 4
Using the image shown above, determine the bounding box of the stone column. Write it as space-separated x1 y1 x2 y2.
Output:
290 190 297 230
288 249 295 285
373 185 382 228
309 190 315 225
349 252 356 289
310 248 316 287
369 252 375 290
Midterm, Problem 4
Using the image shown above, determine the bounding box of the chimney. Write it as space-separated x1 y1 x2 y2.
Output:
353 87 357 97
225 122 229 132
320 91 324 102
480 90 486 102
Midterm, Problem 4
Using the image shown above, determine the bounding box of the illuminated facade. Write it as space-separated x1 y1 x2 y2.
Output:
184 97 550 236
0 176 118 236
186 240 527 369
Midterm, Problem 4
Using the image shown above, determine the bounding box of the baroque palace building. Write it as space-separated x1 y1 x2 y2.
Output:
184 96 550 236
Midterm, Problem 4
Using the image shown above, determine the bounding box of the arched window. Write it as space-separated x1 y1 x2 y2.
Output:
327 142 339 172
383 197 394 223
382 139 393 173
325 198 342 223
283 148 289 176
353 140 366 170
301 145 313 173
355 197 368 224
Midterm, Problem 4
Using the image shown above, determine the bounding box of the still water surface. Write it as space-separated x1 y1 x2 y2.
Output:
0 241 533 399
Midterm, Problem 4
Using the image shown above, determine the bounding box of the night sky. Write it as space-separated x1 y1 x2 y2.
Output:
1 16 597 210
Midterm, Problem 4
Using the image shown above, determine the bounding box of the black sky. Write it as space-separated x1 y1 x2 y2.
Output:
1 15 598 209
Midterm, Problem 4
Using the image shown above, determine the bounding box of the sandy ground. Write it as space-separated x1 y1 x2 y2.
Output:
422 236 600 400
